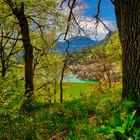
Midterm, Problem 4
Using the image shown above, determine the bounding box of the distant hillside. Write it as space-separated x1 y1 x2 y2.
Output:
56 32 112 53
67 32 114 64
56 36 98 52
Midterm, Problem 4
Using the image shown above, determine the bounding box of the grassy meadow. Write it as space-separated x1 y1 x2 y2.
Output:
34 81 98 103
0 72 140 140
1 77 135 140
63 82 95 100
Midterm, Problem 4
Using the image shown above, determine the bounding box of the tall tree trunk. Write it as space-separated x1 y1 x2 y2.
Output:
0 50 6 77
17 10 34 98
1 60 6 77
114 0 140 100
54 79 57 103
5 1 34 97
0 29 6 78
59 58 69 103
60 62 65 103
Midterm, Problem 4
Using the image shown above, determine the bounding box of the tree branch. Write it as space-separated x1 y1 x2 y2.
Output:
64 0 77 40
1 36 22 41
110 0 115 5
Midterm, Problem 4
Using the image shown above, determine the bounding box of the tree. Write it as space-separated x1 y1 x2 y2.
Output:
69 35 121 89
105 32 121 64
0 20 21 78
1 0 58 100
3 0 34 98
114 0 140 100
61 0 140 100
35 51 63 103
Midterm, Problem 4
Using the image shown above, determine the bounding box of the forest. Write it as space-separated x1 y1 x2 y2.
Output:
0 0 140 139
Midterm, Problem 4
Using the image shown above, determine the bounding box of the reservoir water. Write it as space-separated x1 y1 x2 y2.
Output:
64 74 97 83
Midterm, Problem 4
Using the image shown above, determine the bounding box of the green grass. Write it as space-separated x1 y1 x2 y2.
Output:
34 81 98 103
63 82 97 101
0 85 127 140
1 78 140 140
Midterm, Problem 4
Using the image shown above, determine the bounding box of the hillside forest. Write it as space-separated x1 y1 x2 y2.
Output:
0 0 140 140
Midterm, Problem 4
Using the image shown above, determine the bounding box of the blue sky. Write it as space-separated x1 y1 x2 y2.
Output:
58 0 117 40
82 0 116 22
78 0 117 40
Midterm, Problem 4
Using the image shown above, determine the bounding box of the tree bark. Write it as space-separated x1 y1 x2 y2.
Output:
0 49 6 78
17 8 34 97
60 62 66 103
1 61 6 77
0 29 6 78
59 58 69 103
54 79 57 102
5 1 34 97
114 0 140 100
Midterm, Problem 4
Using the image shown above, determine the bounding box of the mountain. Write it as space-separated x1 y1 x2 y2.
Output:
56 36 98 53
99 31 112 44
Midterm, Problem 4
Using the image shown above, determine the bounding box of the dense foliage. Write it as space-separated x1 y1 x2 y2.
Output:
0 0 140 139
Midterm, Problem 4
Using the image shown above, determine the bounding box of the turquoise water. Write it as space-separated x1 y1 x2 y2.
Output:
64 74 97 83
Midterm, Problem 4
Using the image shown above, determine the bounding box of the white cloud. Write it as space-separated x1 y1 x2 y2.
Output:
57 0 117 41
79 18 117 40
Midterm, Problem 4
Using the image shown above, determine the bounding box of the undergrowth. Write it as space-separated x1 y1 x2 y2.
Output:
0 80 140 140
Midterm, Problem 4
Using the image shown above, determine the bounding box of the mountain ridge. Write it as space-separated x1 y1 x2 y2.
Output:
56 32 112 53
56 36 98 52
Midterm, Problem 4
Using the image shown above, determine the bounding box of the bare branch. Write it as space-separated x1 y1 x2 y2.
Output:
60 0 67 9
93 0 111 37
1 36 22 41
110 0 115 5
64 0 77 40
27 16 49 46
94 0 102 20
97 17 111 32
71 12 88 36
36 75 61 91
